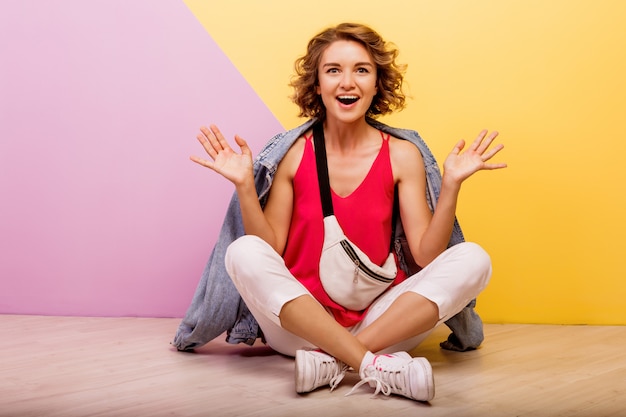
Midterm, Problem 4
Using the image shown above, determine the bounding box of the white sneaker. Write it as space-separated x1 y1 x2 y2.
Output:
347 352 435 402
295 349 348 393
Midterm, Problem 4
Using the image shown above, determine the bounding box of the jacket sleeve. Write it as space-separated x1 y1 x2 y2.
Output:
171 194 259 351
171 122 312 351
386 124 485 352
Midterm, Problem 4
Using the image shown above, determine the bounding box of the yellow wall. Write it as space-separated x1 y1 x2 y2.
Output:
185 0 626 325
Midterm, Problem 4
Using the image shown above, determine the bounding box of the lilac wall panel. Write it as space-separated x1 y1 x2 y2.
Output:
0 1 283 316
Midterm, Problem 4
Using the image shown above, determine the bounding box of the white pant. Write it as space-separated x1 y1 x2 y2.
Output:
225 235 491 356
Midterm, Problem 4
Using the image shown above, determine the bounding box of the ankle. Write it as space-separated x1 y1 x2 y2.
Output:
359 351 377 376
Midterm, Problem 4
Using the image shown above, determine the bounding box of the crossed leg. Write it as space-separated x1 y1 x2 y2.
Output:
225 235 490 364
279 292 438 370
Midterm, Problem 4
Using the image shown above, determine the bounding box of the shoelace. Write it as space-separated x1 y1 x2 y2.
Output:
345 356 409 398
328 364 348 392
315 358 348 392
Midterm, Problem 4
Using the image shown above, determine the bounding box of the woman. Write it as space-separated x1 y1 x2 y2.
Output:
189 23 506 402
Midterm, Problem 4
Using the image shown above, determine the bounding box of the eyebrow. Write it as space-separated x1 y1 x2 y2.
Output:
322 62 375 68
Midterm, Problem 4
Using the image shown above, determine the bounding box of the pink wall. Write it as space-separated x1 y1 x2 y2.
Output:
0 1 283 317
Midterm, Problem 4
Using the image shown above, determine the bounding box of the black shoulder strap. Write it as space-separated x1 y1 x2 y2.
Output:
390 183 399 252
313 122 334 217
312 122 398 252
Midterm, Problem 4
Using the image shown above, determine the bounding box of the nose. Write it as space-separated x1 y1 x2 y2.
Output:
340 72 356 89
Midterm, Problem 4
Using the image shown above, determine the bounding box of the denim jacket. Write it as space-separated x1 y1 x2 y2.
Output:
173 118 485 352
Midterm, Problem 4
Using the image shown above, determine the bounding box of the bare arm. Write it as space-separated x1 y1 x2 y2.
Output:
190 124 299 253
392 130 506 267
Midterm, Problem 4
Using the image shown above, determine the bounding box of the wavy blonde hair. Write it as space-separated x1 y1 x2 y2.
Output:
290 23 407 119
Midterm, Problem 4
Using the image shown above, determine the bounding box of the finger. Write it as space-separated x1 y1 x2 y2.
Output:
469 130 488 151
199 125 223 153
480 142 507 169
482 162 508 170
209 124 232 152
479 131 498 153
450 139 466 155
477 130 499 154
189 155 216 170
234 134 252 157
199 124 232 156
196 131 218 160
480 143 505 162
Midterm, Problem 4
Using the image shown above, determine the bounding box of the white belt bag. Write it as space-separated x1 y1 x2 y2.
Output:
313 122 398 311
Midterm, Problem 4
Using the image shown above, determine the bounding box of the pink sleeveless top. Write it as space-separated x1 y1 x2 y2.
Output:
282 131 407 326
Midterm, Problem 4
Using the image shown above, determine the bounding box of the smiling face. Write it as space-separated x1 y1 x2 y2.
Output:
316 40 378 125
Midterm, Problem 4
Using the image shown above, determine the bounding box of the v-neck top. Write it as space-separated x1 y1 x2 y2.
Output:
282 131 407 326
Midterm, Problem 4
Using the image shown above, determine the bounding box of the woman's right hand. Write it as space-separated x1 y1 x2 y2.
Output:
190 124 254 187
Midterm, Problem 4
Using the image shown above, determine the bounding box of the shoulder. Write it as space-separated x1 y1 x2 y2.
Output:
275 131 310 179
389 136 424 176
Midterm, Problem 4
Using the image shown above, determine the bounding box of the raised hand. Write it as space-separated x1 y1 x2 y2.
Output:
190 124 253 187
443 129 507 185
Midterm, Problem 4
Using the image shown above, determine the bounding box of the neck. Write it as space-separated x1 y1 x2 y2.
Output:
322 118 373 151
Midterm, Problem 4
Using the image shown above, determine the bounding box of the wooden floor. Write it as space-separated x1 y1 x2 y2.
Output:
0 316 625 417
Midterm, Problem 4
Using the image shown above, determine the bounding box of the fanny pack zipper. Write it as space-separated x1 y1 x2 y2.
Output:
340 240 395 284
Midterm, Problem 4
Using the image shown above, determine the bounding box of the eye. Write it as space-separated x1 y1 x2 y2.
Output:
356 67 370 73
326 68 340 74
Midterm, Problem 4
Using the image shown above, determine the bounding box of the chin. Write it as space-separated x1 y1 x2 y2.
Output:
327 109 368 124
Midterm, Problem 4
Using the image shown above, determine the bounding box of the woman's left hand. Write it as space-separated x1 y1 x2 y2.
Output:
442 129 507 185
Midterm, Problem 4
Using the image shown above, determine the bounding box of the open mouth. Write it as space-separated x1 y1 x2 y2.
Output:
337 95 359 105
